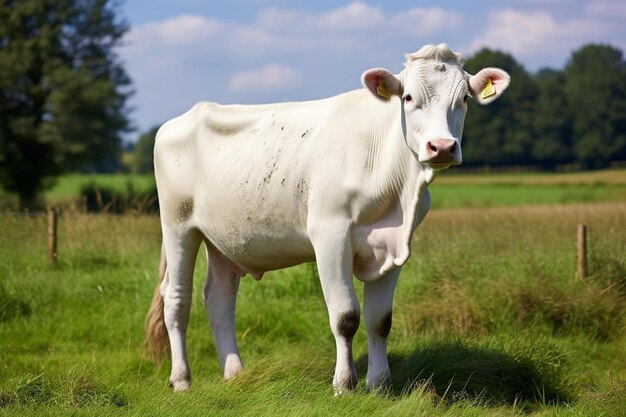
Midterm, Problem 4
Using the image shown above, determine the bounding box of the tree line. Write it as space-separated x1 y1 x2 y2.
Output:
1 0 625 208
463 45 626 170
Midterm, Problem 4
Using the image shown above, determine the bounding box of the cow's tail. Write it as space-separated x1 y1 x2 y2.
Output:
144 243 169 361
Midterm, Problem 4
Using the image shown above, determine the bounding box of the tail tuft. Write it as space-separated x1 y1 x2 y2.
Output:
144 244 169 361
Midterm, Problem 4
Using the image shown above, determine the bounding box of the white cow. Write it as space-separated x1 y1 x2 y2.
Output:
146 44 510 393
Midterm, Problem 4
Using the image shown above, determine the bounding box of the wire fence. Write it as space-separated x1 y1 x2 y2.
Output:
0 209 163 265
0 207 590 278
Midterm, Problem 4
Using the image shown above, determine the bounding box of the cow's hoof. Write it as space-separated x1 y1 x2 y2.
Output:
333 383 357 397
366 381 392 396
333 372 357 396
170 378 191 392
333 387 347 397
223 354 244 381
169 371 191 392
366 369 391 393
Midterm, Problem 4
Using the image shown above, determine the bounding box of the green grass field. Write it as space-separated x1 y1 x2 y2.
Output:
45 173 156 198
1 172 625 416
430 169 626 208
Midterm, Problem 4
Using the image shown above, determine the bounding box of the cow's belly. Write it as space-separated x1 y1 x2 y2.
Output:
204 224 315 274
194 194 315 274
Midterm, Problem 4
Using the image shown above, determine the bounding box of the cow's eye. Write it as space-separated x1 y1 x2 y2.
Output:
404 94 412 103
463 94 471 103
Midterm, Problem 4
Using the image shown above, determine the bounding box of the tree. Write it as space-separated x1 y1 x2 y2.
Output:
463 49 537 167
133 126 159 174
531 69 573 168
0 0 132 208
564 44 626 168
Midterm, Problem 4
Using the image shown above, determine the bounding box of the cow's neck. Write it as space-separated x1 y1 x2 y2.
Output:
364 98 435 199
364 98 436 256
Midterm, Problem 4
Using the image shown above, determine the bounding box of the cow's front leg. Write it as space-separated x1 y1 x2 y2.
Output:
363 267 400 391
311 222 360 394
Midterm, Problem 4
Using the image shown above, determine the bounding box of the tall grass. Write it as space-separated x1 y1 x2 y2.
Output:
0 202 625 416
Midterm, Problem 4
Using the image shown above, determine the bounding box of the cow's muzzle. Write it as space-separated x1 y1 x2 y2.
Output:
421 139 461 168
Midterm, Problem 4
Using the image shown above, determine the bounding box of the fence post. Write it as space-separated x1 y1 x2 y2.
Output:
577 224 587 279
48 207 58 265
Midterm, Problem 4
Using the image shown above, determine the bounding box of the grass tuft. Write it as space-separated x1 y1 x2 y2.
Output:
66 372 128 408
396 278 490 337
5 372 128 410
585 382 626 416
0 282 31 323
14 374 56 406
513 271 625 340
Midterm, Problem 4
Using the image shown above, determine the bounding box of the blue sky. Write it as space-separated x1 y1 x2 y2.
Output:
118 0 626 137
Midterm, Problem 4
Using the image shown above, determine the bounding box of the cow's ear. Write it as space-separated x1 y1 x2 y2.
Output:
362 68 402 101
468 68 510 105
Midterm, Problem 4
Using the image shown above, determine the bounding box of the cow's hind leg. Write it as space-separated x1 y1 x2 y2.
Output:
310 221 360 394
203 244 244 381
162 227 202 391
363 267 400 391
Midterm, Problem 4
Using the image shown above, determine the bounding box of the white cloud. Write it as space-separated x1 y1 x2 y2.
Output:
126 15 224 48
256 2 385 33
259 2 461 38
228 64 302 93
314 2 386 32
391 7 463 38
126 3 465 60
469 10 558 57
467 9 607 63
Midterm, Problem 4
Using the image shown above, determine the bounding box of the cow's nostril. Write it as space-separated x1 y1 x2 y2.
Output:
449 142 456 153
429 142 438 152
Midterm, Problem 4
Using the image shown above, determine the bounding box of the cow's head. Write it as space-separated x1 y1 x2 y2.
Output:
362 44 510 171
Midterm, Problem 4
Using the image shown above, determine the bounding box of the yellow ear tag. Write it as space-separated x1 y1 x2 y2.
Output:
377 81 391 99
480 78 496 99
